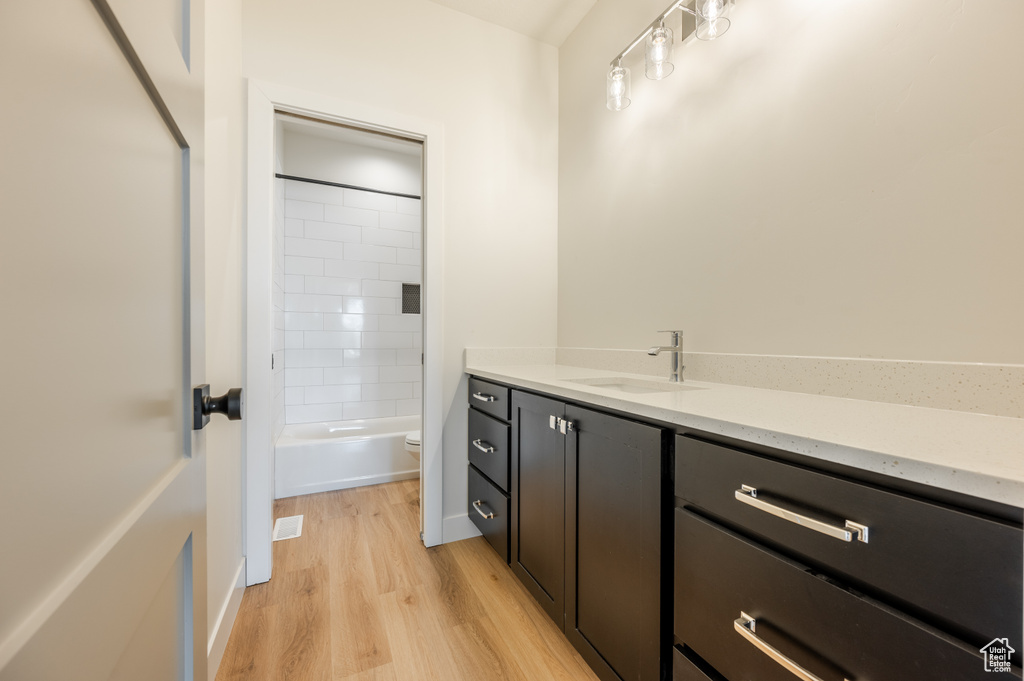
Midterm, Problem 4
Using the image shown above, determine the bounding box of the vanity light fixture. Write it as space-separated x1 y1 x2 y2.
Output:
606 0 733 110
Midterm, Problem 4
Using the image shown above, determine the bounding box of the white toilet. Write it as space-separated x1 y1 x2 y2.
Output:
404 430 421 462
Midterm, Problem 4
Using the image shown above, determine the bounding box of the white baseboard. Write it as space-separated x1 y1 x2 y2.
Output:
207 557 246 680
276 469 420 499
442 513 481 544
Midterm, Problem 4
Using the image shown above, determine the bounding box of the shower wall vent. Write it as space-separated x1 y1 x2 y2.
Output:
272 515 303 541
402 283 421 314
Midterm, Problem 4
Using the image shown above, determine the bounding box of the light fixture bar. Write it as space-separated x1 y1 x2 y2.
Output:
609 0 697 66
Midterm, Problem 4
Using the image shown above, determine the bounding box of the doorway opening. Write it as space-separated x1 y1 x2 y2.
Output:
272 113 424 503
245 82 444 586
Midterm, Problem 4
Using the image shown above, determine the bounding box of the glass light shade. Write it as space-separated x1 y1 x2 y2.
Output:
606 64 631 111
695 0 732 41
645 25 674 80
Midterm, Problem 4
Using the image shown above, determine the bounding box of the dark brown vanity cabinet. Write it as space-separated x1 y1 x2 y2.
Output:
673 434 1024 681
510 388 667 681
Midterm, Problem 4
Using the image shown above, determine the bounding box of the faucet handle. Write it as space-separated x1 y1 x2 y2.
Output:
657 329 685 334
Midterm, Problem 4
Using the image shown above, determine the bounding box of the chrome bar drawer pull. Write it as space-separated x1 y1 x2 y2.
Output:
472 392 496 403
735 485 869 544
472 500 494 519
734 612 850 681
472 439 495 454
549 415 558 430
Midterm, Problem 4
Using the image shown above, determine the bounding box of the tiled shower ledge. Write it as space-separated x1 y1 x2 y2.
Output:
464 348 1024 509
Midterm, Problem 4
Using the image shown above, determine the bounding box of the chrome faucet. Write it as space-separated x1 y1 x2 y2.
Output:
648 330 685 382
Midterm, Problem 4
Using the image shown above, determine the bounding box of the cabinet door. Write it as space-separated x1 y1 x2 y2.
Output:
511 390 566 629
566 405 665 681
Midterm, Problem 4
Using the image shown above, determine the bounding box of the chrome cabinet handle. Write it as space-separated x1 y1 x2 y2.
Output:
734 612 850 681
472 500 494 519
472 439 495 454
735 485 869 543
472 392 496 403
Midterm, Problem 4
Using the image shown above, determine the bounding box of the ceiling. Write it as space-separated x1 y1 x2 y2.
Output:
426 0 597 46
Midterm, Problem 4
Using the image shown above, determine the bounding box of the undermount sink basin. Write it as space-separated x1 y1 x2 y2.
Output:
567 377 704 394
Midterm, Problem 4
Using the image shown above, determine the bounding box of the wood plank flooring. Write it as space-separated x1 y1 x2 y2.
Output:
216 480 601 681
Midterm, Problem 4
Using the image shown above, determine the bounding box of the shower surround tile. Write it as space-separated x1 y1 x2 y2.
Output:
283 181 421 425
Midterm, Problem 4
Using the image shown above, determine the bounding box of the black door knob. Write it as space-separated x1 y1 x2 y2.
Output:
193 385 244 430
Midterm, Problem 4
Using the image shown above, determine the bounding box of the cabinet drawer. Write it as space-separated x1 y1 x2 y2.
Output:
673 647 721 681
675 509 999 681
468 464 509 562
469 376 510 422
676 435 1023 648
468 407 510 492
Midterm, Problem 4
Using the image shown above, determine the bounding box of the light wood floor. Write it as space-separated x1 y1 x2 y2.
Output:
216 480 601 681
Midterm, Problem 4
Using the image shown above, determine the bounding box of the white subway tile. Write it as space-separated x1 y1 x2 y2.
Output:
396 349 421 366
285 387 305 406
286 349 346 368
284 199 324 221
285 218 304 237
324 366 379 385
396 398 422 417
343 296 396 315
324 313 377 332
285 368 323 387
303 276 361 296
396 197 421 216
362 332 413 349
343 401 396 420
362 280 401 298
284 312 323 331
324 259 379 280
285 331 304 349
285 293 347 314
284 256 324 276
362 383 413 400
344 188 397 212
284 275 305 293
380 212 420 232
412 233 422 249
379 264 421 282
324 204 379 228
380 365 421 383
288 403 346 424
362 226 413 249
303 221 362 243
303 331 361 349
304 384 361 404
413 382 422 398
378 314 421 333
396 248 420 266
411 332 422 348
284 180 346 205
285 237 347 261
344 243 397 264
343 349 397 366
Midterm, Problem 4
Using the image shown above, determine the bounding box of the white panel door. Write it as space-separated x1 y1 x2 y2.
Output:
0 0 208 679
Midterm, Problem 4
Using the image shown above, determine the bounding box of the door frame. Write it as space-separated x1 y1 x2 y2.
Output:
244 79 444 584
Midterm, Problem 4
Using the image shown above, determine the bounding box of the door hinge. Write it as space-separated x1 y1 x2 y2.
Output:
271 353 275 370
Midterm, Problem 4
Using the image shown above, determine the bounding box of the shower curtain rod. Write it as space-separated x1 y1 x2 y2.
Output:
275 173 422 200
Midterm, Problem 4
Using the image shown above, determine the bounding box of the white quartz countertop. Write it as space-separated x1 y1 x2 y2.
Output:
465 362 1024 509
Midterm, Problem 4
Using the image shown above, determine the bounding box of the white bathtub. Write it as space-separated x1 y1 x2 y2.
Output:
274 415 420 499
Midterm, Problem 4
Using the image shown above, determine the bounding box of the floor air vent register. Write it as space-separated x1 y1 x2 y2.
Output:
272 515 303 541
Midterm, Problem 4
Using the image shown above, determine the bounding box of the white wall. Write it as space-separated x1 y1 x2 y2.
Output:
242 0 560 530
203 0 246 675
283 128 423 197
558 0 1024 364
